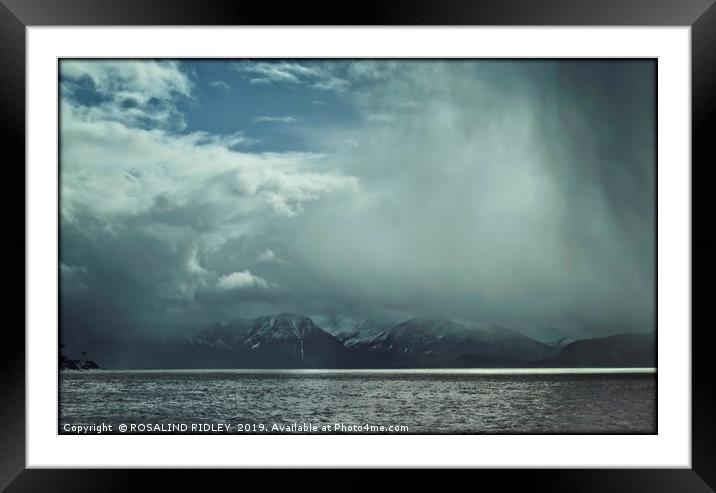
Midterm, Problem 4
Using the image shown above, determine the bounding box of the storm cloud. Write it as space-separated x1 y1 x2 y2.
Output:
59 59 655 353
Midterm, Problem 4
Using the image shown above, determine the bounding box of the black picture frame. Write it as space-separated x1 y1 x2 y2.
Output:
1 0 711 490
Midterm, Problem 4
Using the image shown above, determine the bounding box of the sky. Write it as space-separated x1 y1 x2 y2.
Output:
59 59 656 347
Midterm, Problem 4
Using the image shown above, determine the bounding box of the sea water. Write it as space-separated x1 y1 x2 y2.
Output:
59 369 657 434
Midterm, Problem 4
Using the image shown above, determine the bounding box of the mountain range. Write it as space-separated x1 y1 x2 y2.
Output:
84 313 654 370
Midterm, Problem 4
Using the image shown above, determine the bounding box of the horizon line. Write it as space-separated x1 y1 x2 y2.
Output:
61 367 658 374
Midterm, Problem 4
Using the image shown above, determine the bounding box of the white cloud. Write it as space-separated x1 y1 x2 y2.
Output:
60 67 361 315
208 80 231 91
61 100 359 222
347 61 403 81
233 61 350 93
60 263 88 276
256 249 282 264
311 77 350 92
234 61 320 84
61 60 192 100
60 60 193 130
185 130 254 147
253 115 297 124
216 270 269 291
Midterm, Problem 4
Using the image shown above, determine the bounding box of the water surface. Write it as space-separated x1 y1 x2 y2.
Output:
59 369 657 434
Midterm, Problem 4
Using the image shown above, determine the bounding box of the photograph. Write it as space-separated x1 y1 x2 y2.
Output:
2 0 707 483
58 58 657 435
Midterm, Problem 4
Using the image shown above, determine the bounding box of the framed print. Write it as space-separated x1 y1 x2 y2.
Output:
2 0 713 490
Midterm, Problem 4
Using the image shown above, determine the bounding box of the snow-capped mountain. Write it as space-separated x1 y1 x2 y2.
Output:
343 317 558 368
90 314 654 369
237 313 359 368
329 319 393 346
102 314 355 369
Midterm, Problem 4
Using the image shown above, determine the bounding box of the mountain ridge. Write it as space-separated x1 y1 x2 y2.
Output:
71 313 655 369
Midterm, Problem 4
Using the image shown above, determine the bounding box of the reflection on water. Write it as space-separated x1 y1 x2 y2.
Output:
59 369 656 434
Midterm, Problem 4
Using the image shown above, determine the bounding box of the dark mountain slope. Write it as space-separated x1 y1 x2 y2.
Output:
346 317 557 368
538 332 655 368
